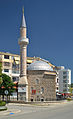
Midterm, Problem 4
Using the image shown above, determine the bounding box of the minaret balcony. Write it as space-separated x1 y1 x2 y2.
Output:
18 38 29 45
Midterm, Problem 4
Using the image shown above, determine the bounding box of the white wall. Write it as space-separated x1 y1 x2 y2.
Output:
57 69 71 93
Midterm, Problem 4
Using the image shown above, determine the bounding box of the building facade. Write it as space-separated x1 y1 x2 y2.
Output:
0 52 20 82
56 66 71 93
27 61 56 101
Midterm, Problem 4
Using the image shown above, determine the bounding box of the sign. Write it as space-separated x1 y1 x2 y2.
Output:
4 90 8 95
18 87 26 93
32 90 36 95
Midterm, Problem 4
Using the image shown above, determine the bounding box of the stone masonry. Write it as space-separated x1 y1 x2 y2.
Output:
27 70 56 102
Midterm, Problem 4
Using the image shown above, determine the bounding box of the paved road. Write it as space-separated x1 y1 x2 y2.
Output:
0 101 73 119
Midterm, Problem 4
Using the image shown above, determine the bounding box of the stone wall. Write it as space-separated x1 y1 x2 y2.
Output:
27 70 56 102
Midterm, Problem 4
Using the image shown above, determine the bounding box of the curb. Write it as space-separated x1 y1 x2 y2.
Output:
0 109 21 116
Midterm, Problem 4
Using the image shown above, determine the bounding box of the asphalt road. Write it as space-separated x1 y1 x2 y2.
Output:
0 101 73 119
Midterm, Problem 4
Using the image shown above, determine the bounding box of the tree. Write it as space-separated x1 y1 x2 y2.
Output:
0 74 15 100
71 83 73 88
0 61 2 84
68 84 73 94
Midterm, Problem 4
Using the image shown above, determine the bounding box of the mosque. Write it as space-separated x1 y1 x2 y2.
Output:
18 8 57 102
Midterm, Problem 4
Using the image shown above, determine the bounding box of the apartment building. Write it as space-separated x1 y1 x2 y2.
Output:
56 66 71 93
0 52 20 82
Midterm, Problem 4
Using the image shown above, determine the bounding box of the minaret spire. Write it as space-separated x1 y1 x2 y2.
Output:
22 6 24 14
21 7 26 28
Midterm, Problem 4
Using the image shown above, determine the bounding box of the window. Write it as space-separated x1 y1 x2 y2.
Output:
57 87 58 90
63 76 67 79
4 69 9 72
36 79 39 84
12 56 14 60
31 87 33 91
63 71 67 75
63 80 67 83
63 84 67 87
12 77 19 82
12 63 19 69
4 55 9 59
12 70 19 74
64 84 67 87
12 77 16 82
4 62 10 66
41 87 44 94
57 78 59 83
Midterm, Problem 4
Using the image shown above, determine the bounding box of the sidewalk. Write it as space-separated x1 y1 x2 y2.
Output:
0 108 21 116
7 100 69 106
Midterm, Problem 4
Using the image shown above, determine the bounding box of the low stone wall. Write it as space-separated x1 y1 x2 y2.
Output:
0 106 7 111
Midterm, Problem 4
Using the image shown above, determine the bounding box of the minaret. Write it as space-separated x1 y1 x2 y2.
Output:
18 8 29 101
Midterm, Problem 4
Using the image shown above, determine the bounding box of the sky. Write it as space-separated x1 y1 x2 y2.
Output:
0 0 73 82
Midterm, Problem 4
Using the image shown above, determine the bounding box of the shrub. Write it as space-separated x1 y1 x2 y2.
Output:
0 101 6 106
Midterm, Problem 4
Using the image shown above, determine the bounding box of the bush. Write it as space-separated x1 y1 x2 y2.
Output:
0 101 6 106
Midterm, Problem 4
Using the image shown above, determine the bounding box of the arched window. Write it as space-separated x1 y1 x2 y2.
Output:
57 78 59 83
36 79 39 84
41 87 44 93
31 87 33 91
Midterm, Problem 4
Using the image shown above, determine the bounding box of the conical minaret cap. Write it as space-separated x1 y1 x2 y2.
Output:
21 7 26 28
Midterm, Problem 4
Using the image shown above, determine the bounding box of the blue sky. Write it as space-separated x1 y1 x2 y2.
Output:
0 0 73 82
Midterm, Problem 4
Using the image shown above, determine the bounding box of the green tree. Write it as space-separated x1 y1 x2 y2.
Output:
71 83 73 88
0 61 2 74
0 61 2 84
68 84 73 94
0 74 15 100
